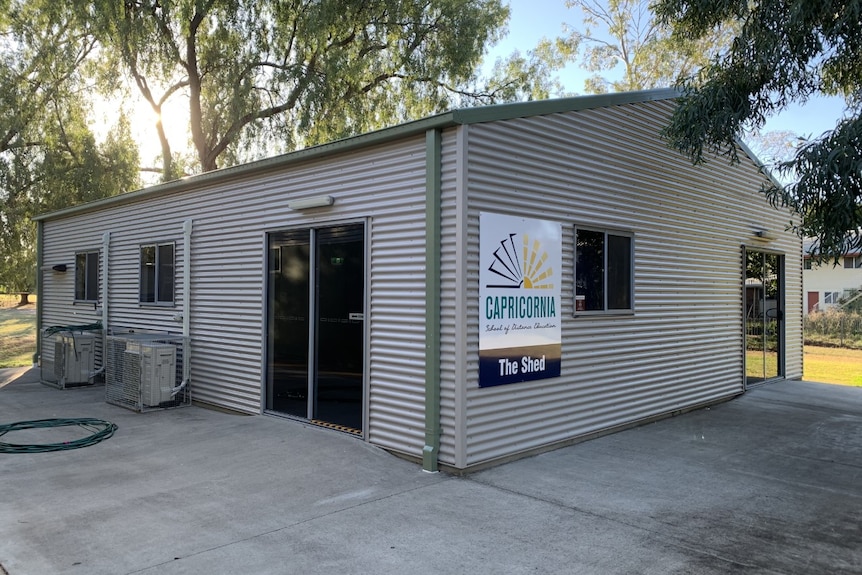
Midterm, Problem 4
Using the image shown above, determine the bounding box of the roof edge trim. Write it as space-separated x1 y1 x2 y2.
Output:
451 87 680 124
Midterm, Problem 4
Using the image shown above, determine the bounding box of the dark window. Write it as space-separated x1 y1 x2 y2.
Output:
844 255 861 269
140 243 174 303
75 251 99 301
575 228 633 313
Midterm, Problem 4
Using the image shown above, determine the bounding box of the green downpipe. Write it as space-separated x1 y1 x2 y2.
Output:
33 220 43 365
423 128 442 473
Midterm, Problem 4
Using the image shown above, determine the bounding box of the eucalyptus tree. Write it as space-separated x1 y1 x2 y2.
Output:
552 0 733 94
654 0 862 259
0 1 139 294
86 0 509 179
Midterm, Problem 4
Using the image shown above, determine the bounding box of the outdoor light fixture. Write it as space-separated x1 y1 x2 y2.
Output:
753 229 778 241
287 195 334 210
51 264 68 272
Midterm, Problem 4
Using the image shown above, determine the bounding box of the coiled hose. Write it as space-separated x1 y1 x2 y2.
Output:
0 418 118 453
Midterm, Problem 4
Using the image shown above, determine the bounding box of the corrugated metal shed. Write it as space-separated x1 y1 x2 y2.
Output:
40 138 430 434
35 89 802 471
438 99 801 468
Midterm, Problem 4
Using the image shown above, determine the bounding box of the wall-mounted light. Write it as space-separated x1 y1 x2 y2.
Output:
51 264 68 273
287 195 334 210
753 229 778 241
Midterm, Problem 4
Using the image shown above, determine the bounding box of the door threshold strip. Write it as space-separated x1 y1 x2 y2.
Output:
310 419 362 436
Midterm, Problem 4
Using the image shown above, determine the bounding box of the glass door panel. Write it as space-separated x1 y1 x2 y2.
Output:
763 253 781 380
745 249 783 386
266 223 365 433
267 231 310 417
314 225 364 430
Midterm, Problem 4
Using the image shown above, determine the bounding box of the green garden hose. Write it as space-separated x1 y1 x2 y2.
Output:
0 418 118 453
44 322 102 337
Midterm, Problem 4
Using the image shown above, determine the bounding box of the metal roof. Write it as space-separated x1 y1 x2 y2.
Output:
35 88 681 222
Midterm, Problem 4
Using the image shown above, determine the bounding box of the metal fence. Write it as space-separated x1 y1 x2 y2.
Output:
804 311 862 348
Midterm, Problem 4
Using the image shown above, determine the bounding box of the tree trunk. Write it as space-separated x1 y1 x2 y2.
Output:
17 292 31 306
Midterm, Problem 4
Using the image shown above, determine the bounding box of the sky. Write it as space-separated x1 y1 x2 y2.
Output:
489 0 847 139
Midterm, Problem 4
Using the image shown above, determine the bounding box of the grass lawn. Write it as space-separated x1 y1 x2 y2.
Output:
745 350 779 380
803 346 862 387
0 297 37 368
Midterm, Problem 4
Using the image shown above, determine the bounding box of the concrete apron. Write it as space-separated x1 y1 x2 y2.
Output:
1 368 860 575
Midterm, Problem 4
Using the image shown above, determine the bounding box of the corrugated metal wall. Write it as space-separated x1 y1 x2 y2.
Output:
41 221 111 369
41 138 429 458
41 98 803 470
444 100 802 468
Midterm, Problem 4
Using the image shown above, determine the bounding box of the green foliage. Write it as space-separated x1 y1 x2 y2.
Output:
774 117 862 258
82 0 509 177
0 1 139 293
838 289 862 315
804 310 862 350
554 0 733 94
654 0 862 260
474 44 570 103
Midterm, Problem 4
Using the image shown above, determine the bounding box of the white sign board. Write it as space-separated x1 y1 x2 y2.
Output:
479 212 562 387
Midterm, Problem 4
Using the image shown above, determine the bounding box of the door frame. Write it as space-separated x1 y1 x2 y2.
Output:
261 218 370 436
742 245 786 389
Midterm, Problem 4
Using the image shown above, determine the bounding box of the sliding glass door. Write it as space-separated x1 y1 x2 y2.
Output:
266 223 365 433
744 249 784 386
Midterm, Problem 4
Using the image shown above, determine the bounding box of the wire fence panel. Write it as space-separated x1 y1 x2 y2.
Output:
804 311 862 349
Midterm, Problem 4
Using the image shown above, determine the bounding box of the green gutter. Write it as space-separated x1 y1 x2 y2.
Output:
33 220 43 365
423 128 442 473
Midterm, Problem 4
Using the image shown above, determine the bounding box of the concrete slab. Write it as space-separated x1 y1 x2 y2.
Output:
1 368 860 574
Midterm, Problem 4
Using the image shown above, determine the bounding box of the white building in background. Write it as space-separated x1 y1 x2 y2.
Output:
803 238 862 313
34 89 802 472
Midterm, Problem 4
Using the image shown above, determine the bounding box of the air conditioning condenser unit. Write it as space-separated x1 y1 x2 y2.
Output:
105 333 189 412
53 333 95 387
125 344 176 407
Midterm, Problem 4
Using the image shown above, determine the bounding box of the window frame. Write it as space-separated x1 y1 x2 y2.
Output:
844 255 862 269
74 250 100 303
824 291 841 305
574 226 634 316
139 241 176 305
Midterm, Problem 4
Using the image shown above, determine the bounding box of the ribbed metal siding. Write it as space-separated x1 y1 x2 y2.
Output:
40 138 429 458
366 203 428 454
784 246 804 380
457 100 802 466
41 218 111 368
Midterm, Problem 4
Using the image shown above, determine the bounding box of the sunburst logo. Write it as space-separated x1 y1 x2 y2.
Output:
487 232 554 289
